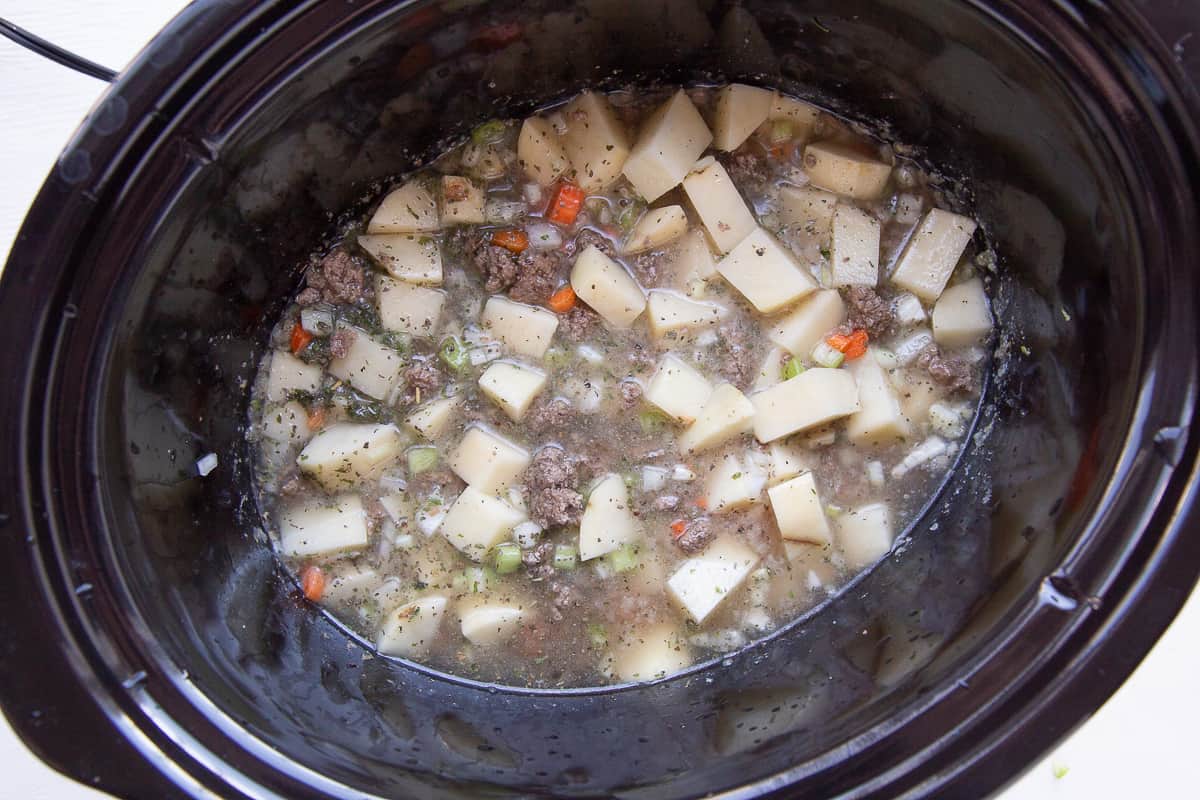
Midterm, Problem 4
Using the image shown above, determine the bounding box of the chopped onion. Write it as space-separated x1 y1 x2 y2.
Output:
672 464 696 481
417 505 447 537
929 403 966 439
195 453 218 477
300 305 335 336
506 487 528 513
894 330 934 365
513 520 542 549
893 293 927 326
468 342 502 365
641 466 668 492
394 534 416 550
485 199 526 224
891 436 948 478
379 492 409 525
811 341 845 369
525 222 563 250
872 348 899 370
576 344 604 364
866 460 885 487
523 182 542 205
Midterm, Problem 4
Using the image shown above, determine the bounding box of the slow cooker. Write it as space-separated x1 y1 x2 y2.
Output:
1 0 1197 797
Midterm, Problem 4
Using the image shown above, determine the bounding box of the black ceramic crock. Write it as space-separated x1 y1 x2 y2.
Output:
1 1 1198 797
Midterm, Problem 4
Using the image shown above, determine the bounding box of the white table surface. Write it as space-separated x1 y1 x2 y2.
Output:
1 2 1196 797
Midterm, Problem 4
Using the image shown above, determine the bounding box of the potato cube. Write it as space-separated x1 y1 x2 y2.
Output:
752 346 790 391
767 441 809 485
705 454 767 513
711 84 773 151
377 595 448 657
645 290 728 337
778 185 838 238
570 245 646 328
298 422 403 490
480 296 559 359
517 116 571 186
279 495 369 558
667 535 761 623
671 228 719 287
802 141 892 200
889 208 978 300
932 277 992 349
367 180 439 233
846 352 910 445
578 473 641 561
751 368 860 442
448 425 531 495
440 175 485 225
767 472 832 546
478 361 547 421
459 604 526 646
376 275 445 337
769 93 820 134
622 90 713 201
830 204 881 287
767 289 847 360
261 400 311 443
678 383 755 453
644 354 713 422
328 325 404 400
405 395 462 440
716 227 818 313
682 159 757 253
624 205 688 254
357 233 442 285
440 486 526 560
265 350 322 401
560 91 631 192
837 503 894 569
609 622 691 682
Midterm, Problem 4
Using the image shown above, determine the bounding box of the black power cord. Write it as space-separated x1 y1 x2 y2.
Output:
0 16 116 82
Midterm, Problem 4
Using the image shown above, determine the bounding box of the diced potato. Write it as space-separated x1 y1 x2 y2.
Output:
767 441 809 485
609 622 691 682
837 503 894 570
752 346 789 391
667 535 761 623
440 486 526 560
767 289 847 360
480 296 559 360
716 227 818 313
377 595 449 657
830 204 881 287
367 180 439 233
440 175 485 225
322 564 380 607
279 495 369 557
621 90 713 201
682 159 757 253
357 234 442 285
678 383 755 453
672 228 719 287
751 368 860 442
802 141 892 200
623 205 688 254
846 352 910 445
644 354 713 422
769 93 820 134
265 351 322 402
560 91 631 192
448 426 531 495
778 185 838 238
376 274 446 337
478 361 547 421
327 324 404 400
889 208 978 300
645 290 728 337
711 84 773 151
894 368 940 427
932 277 992 348
767 472 832 546
570 245 646 328
705 454 767 513
459 604 526 646
405 395 462 440
261 400 311 443
578 473 641 561
517 116 570 186
298 423 404 490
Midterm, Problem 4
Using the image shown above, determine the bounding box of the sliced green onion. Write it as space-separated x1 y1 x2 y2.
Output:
638 408 668 434
407 446 439 475
781 356 804 381
453 566 489 593
811 340 845 369
471 119 506 145
493 542 522 575
552 544 578 571
606 544 639 573
586 623 608 649
438 335 469 372
768 118 795 144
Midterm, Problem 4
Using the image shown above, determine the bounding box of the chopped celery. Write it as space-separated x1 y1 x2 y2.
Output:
407 446 439 475
453 566 489 593
471 119 506 145
586 623 608 649
781 356 804 381
606 544 639 573
768 119 795 144
638 408 668 434
617 200 646 231
439 335 469 372
811 341 845 369
494 542 522 574
552 544 578 571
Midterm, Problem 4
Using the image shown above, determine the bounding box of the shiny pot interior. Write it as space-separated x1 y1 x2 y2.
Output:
1 1 1197 798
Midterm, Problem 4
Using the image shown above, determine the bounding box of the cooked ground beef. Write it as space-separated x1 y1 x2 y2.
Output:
917 344 975 394
523 447 584 528
720 148 770 188
548 580 581 622
523 541 556 581
675 517 716 554
631 249 670 287
818 450 870 505
619 380 643 408
470 240 521 293
714 317 757 390
509 249 563 305
406 468 465 497
558 305 600 342
328 327 357 359
298 250 368 306
653 494 680 512
844 285 895 338
403 357 443 394
527 396 573 431
568 228 618 259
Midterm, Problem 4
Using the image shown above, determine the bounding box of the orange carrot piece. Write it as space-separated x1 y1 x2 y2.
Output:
299 565 326 602
670 519 688 539
547 285 577 314
306 406 327 431
290 322 314 354
827 329 869 360
694 497 708 510
491 229 529 254
546 182 585 226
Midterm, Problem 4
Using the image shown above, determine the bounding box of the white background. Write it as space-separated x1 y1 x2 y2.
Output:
0 2 1196 798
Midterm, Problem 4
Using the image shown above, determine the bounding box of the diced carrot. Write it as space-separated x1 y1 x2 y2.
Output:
827 329 869 361
306 406 327 431
694 497 708 510
547 285 577 314
491 229 529 254
670 519 688 539
546 182 585 226
299 565 326 602
290 322 314 354
473 21 523 50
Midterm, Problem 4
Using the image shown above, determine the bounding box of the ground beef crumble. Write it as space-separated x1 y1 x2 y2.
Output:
528 396 573 431
509 249 563 305
328 327 357 359
916 344 975 394
523 447 584 528
297 250 368 306
674 517 716 554
403 357 444 394
558 305 600 342
843 285 895 338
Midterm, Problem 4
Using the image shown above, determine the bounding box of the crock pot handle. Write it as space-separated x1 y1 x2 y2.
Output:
0 16 117 82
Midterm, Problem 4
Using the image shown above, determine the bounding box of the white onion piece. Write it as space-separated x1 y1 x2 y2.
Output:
525 222 563 250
